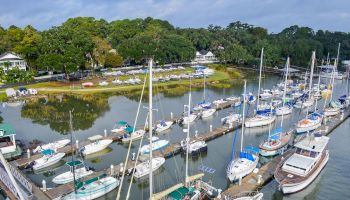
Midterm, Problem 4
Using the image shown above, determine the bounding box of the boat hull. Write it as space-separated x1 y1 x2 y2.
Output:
296 121 321 133
279 152 329 194
80 139 113 155
227 157 259 182
245 116 276 128
33 153 65 170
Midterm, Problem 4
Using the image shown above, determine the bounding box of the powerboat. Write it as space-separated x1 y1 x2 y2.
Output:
274 133 329 194
182 113 197 124
221 113 241 125
52 160 94 185
79 135 112 156
201 108 216 118
33 139 70 153
180 140 208 156
111 121 130 133
140 137 169 154
121 129 145 143
245 114 276 128
133 157 165 179
31 149 65 171
155 120 173 133
212 99 227 106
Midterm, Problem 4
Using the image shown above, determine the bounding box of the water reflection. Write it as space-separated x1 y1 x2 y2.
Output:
21 94 110 134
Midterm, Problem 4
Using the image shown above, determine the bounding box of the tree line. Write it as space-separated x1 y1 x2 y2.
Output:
1 17 350 75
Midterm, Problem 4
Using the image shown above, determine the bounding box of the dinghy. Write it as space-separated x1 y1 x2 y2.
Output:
79 135 112 156
32 149 65 171
52 160 94 185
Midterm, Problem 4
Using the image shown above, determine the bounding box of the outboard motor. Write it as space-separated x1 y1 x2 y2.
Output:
26 161 36 169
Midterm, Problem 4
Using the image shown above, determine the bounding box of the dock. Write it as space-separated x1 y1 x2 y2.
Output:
219 109 350 199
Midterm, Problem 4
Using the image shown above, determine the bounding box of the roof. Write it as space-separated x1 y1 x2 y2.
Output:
0 52 23 61
199 49 208 55
0 124 16 137
294 135 329 153
284 153 315 170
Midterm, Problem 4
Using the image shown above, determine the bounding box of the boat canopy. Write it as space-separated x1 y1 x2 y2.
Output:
269 127 283 140
244 147 260 153
75 173 107 190
239 152 255 162
66 160 82 167
42 149 55 155
124 126 134 134
116 121 128 125
0 124 16 138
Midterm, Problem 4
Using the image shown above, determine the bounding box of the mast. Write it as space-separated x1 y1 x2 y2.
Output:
241 80 247 152
308 51 315 99
185 77 192 187
330 43 341 101
315 70 321 113
69 110 76 194
148 58 154 199
280 57 289 128
256 48 264 109
203 72 206 102
335 43 341 70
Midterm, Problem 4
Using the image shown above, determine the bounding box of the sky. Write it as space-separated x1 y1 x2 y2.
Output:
0 0 349 33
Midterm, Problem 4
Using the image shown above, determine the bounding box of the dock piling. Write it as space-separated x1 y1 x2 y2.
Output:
42 180 46 192
110 164 114 176
104 129 107 137
210 125 213 132
195 130 198 138
257 175 262 184
239 177 242 186
27 149 30 159
75 140 79 149
170 112 173 120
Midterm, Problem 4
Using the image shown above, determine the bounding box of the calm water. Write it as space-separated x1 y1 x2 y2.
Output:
1 74 349 200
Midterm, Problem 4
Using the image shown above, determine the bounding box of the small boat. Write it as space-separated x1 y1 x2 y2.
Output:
111 121 130 133
221 113 241 125
31 149 65 171
82 82 94 87
182 113 197 124
274 133 329 194
180 140 208 156
245 114 276 128
121 129 145 143
247 93 257 104
275 105 293 116
296 112 323 133
112 79 123 85
79 135 112 156
294 98 314 108
52 160 94 185
259 89 272 100
212 99 227 106
227 147 259 182
259 128 292 157
63 174 119 200
226 96 240 102
140 138 169 154
133 157 165 179
33 139 70 153
201 108 216 118
98 81 109 86
155 120 173 133
193 101 211 111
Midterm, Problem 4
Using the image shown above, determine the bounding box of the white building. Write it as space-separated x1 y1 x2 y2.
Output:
193 50 218 64
0 52 27 71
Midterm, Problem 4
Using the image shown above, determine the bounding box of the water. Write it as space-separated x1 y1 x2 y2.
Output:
0 74 349 199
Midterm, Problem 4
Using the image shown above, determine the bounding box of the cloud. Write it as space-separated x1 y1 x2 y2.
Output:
0 0 349 32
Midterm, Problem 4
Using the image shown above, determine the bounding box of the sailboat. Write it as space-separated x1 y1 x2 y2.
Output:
296 51 323 133
245 48 276 128
155 120 173 133
227 80 260 182
276 57 293 116
324 43 341 117
53 112 94 185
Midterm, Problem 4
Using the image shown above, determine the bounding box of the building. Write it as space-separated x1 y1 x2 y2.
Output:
193 50 218 64
0 52 27 71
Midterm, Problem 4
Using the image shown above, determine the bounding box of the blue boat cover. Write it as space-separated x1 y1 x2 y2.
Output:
117 121 128 125
269 127 283 140
244 146 260 153
309 112 321 120
160 120 167 127
249 95 254 101
42 149 55 155
239 152 255 162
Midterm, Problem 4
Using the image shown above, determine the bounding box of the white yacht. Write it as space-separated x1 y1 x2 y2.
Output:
53 160 94 184
33 139 70 153
133 157 165 179
180 140 208 156
182 113 197 124
31 149 65 170
274 134 329 194
79 135 112 156
155 120 173 133
245 114 276 128
140 137 169 154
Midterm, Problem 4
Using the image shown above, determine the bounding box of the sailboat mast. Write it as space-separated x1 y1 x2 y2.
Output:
315 71 321 113
203 72 206 102
69 110 77 194
256 48 264 109
148 58 154 199
280 57 289 128
308 51 315 99
330 43 341 101
241 80 247 152
185 78 192 187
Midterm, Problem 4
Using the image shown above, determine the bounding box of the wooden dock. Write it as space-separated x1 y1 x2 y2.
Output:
219 109 350 199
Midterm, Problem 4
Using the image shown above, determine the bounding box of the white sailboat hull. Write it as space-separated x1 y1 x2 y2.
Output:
296 119 322 133
134 157 165 178
276 106 293 116
182 114 197 124
324 107 340 117
155 121 173 133
227 157 259 182
201 109 216 118
245 115 276 128
280 152 329 194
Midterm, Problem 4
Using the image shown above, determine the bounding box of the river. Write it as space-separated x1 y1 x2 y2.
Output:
0 73 349 200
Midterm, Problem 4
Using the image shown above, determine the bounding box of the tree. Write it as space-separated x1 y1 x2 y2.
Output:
104 52 123 67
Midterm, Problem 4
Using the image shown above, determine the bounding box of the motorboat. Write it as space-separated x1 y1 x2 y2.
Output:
31 149 65 171
121 129 145 143
245 114 276 128
275 105 293 116
52 160 94 184
231 191 264 200
182 113 197 124
259 89 272 100
63 174 119 200
201 108 216 118
274 133 329 194
296 112 323 133
33 139 70 153
221 113 241 125
227 147 259 182
212 99 227 106
111 121 130 133
140 138 169 154
79 135 113 156
133 157 165 179
226 96 240 102
155 120 173 133
180 140 208 156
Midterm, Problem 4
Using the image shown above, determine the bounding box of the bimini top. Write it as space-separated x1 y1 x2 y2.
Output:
294 135 329 153
0 124 16 137
75 173 107 190
116 121 128 125
239 152 255 162
308 112 322 120
124 126 134 134
66 160 82 167
269 127 283 140
42 149 55 155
